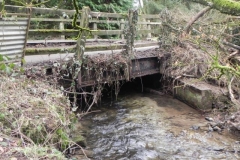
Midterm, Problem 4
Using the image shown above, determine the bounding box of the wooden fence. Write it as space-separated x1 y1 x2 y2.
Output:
4 5 161 55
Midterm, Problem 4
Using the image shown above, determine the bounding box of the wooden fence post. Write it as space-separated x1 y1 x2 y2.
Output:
147 20 151 39
59 18 65 39
124 9 138 80
120 18 125 40
0 0 3 19
125 9 138 57
76 6 90 61
93 21 97 40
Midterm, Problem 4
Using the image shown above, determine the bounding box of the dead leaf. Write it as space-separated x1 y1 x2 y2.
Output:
0 146 4 154
0 137 3 142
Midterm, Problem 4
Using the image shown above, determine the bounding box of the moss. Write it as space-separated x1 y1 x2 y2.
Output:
85 44 124 51
26 47 76 55
25 44 124 55
192 0 240 16
28 29 79 36
34 29 78 33
212 0 240 15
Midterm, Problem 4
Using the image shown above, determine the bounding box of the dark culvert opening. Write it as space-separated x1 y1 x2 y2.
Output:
97 73 166 102
117 74 163 95
66 73 166 111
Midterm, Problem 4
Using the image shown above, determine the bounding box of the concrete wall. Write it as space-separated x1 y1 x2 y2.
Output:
174 79 230 112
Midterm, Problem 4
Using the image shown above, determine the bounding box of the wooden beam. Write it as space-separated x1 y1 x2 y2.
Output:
28 29 122 36
5 5 75 15
76 6 90 60
28 29 79 36
139 14 159 19
93 21 97 39
90 11 126 18
0 0 3 18
28 29 160 37
24 18 161 25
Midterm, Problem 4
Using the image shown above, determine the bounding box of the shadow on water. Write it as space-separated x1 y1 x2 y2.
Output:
80 75 240 160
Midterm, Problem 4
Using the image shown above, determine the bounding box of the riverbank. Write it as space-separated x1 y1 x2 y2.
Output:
0 54 239 159
0 73 86 159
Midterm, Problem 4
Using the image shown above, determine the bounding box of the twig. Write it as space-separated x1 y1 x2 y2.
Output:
182 74 197 78
225 50 239 61
12 115 35 146
63 90 95 96
63 141 90 160
228 76 240 108
84 92 97 114
43 124 62 146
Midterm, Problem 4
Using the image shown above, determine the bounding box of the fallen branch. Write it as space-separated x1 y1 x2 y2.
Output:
182 74 197 78
184 6 212 34
222 40 240 50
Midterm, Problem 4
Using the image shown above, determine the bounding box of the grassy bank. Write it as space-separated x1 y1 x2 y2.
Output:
0 73 85 159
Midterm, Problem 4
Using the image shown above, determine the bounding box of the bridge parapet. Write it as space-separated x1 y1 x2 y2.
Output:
77 48 169 87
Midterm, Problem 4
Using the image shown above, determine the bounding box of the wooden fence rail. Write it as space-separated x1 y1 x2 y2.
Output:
4 5 161 55
5 5 161 40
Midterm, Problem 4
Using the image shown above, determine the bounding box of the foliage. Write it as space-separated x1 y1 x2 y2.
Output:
156 1 240 107
77 0 133 13
142 0 190 14
6 0 133 12
0 73 83 159
7 0 50 7
14 145 66 159
0 54 16 74
190 0 240 16
158 9 181 50
44 0 72 9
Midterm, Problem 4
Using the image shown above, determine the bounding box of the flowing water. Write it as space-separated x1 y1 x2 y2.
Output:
80 93 239 160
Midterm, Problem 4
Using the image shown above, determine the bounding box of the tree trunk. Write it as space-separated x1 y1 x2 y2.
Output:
190 0 240 16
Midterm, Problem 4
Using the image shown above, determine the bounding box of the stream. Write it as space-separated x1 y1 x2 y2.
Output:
79 92 239 160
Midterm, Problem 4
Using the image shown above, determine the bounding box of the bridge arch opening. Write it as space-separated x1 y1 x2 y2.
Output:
69 73 165 111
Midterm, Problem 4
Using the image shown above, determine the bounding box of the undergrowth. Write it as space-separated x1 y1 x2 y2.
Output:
0 72 83 159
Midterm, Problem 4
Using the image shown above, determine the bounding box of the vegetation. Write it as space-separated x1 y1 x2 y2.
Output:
142 0 189 14
0 55 16 74
1 0 240 158
0 72 79 159
6 0 133 12
190 0 240 16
